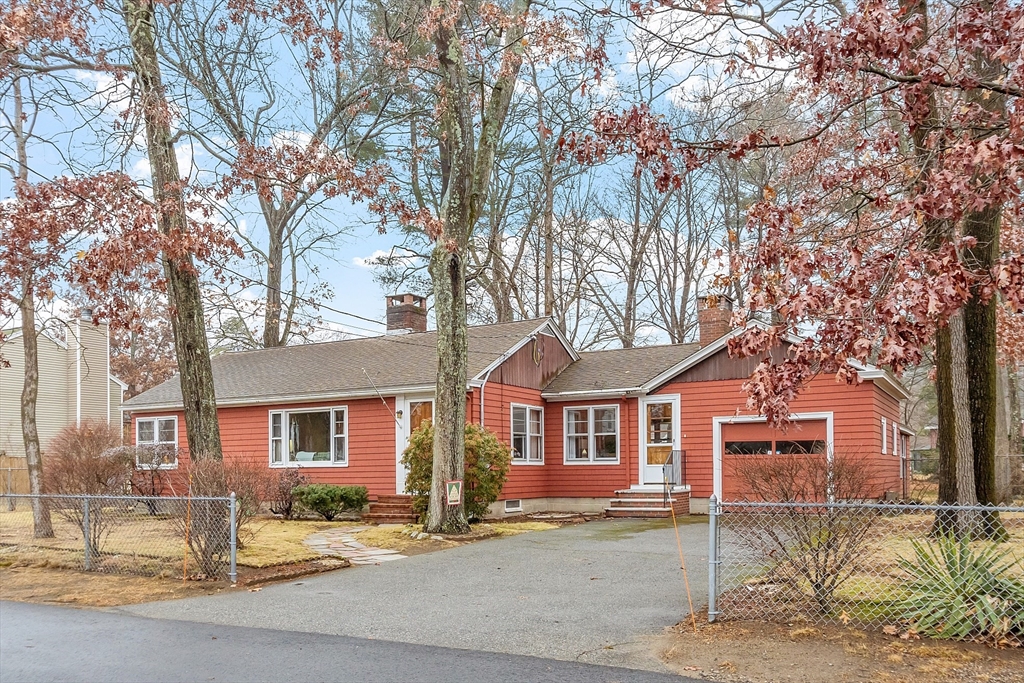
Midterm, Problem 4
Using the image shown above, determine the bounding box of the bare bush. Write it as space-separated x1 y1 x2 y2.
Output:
728 451 880 613
268 468 307 519
180 458 273 549
44 421 131 496
42 420 133 561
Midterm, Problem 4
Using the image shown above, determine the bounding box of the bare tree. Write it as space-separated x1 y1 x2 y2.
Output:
158 0 401 349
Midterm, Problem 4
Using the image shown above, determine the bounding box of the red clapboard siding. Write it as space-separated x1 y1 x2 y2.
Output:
541 397 635 499
130 365 905 506
651 374 902 500
472 383 549 500
131 396 399 497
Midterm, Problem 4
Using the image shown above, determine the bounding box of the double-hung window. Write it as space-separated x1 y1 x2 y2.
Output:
136 416 178 468
511 405 543 464
269 407 348 466
564 406 619 463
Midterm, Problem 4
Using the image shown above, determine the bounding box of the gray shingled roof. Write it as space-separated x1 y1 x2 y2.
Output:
542 343 701 394
124 319 548 409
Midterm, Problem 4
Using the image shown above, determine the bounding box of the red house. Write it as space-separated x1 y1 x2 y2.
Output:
122 295 911 517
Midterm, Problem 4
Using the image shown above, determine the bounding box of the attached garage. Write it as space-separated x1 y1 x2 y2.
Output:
715 415 832 501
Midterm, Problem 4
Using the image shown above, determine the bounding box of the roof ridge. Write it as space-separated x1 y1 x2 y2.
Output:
578 342 699 355
216 317 547 358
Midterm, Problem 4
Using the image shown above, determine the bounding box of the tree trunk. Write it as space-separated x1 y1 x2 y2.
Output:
425 246 471 533
424 0 529 533
123 0 223 461
263 215 285 348
11 76 53 537
542 163 555 317
1008 365 1023 455
963 203 1006 538
961 14 1008 538
19 286 54 538
934 312 980 536
899 0 980 534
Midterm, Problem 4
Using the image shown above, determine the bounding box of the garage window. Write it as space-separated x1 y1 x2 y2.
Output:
722 420 827 456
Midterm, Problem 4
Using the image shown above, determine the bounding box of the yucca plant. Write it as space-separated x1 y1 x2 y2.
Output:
897 535 1024 642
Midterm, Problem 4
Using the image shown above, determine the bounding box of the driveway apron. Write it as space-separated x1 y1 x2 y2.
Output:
121 518 709 671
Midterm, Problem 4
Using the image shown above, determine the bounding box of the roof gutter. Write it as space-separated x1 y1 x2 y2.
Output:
540 387 642 402
123 383 438 412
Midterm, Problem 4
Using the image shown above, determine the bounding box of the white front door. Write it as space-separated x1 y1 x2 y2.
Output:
639 396 680 486
396 395 433 494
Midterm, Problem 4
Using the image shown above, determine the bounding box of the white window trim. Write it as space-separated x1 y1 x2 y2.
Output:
882 417 888 454
893 421 899 457
269 406 349 467
510 403 544 465
563 404 620 465
135 415 178 469
712 412 835 500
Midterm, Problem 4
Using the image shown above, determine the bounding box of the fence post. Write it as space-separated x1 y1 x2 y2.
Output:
708 494 719 623
82 497 91 571
5 469 13 511
229 492 237 584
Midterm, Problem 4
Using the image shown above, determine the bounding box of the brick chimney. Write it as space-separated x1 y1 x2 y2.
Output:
697 294 734 347
386 294 427 334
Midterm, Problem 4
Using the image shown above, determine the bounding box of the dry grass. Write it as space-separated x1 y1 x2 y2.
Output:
237 519 339 567
0 566 227 606
0 510 353 571
660 616 1024 683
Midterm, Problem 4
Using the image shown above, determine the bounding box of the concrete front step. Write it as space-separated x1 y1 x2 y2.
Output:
604 507 675 518
612 488 687 498
608 498 681 508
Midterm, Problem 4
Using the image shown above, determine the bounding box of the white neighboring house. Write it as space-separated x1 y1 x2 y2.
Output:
0 310 126 459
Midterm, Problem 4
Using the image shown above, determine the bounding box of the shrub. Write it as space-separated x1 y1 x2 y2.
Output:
729 451 879 612
43 420 133 562
898 535 1024 642
401 422 511 521
44 420 132 496
181 458 274 556
269 469 308 519
293 484 368 520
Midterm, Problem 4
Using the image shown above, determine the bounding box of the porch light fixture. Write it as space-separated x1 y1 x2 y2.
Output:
396 409 403 419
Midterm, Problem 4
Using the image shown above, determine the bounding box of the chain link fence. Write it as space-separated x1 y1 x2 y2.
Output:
708 499 1024 643
0 494 237 581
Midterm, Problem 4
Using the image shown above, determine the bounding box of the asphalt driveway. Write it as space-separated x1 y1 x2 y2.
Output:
122 518 709 671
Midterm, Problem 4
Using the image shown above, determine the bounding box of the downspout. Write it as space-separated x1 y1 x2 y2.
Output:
75 318 81 426
106 322 111 424
479 365 497 429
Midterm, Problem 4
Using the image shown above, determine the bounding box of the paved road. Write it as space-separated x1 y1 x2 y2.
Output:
0 601 700 683
123 518 709 671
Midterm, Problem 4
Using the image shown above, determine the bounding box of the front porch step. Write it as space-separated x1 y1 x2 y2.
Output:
370 502 417 513
613 488 688 498
376 494 414 504
605 487 690 518
366 494 417 524
608 497 681 508
363 513 420 524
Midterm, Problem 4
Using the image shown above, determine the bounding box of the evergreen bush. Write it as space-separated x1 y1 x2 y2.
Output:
401 422 511 521
293 484 368 520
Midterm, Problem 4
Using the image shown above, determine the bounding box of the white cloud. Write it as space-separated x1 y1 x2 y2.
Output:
352 249 419 269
